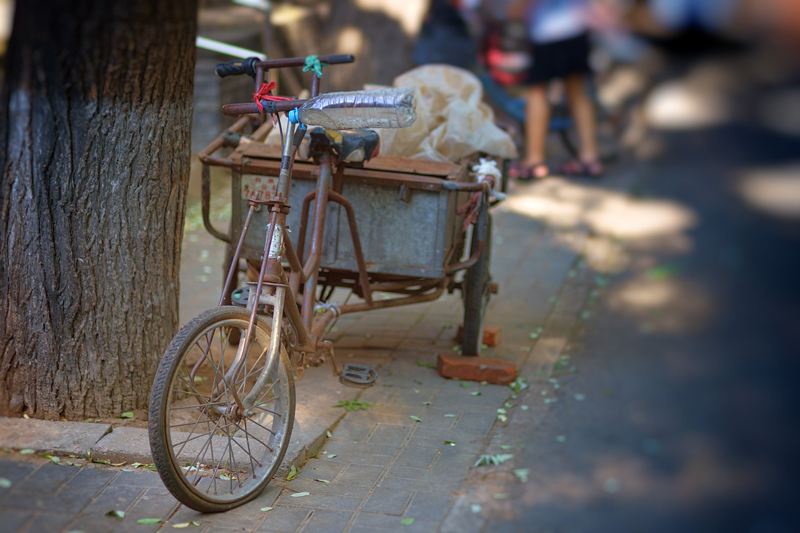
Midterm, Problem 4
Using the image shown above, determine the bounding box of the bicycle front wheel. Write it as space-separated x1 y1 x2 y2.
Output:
148 306 294 512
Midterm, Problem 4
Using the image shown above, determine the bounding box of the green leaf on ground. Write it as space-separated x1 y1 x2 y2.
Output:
0 478 11 489
260 507 273 512
513 469 530 483
647 263 681 281
326 453 337 458
400 518 415 526
19 449 34 455
494 493 509 500
315 479 331 484
500 445 513 450
509 378 528 393
409 415 421 423
286 465 298 481
470 391 481 396
326 431 332 438
443 414 457 418
332 400 372 412
460 382 471 388
92 458 111 465
120 411 134 419
423 401 432 406
106 510 125 521
290 491 310 498
470 504 482 513
474 454 513 467
444 441 456 447
50 456 61 464
137 518 161 525
416 361 436 369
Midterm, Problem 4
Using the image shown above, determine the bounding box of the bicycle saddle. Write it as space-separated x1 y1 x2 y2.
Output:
307 127 380 164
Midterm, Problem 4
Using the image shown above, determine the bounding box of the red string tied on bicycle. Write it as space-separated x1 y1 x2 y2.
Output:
253 81 294 113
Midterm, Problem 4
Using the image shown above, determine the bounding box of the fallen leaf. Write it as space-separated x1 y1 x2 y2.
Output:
409 416 421 423
315 479 330 484
499 445 513 450
444 441 456 447
460 382 471 388
443 414 457 418
470 504 481 513
19 449 34 455
513 468 530 483
137 518 161 525
470 392 481 396
327 454 337 458
106 510 125 521
286 465 298 481
326 431 332 438
291 491 310 498
416 361 436 369
23 414 29 419
0 478 11 489
423 401 432 406
494 493 509 499
120 411 134 419
50 456 61 464
260 507 273 512
400 518 415 526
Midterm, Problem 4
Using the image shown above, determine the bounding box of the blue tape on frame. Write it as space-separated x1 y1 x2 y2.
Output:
288 108 299 124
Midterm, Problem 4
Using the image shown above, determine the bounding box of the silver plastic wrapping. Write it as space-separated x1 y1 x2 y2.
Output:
297 88 416 129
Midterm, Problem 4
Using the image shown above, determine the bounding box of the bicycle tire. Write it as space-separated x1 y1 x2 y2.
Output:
461 206 493 356
149 306 294 512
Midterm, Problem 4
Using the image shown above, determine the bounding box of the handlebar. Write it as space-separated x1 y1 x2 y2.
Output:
221 99 307 117
215 54 355 78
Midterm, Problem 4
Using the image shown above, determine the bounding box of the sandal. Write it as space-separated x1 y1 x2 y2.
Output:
509 161 549 181
560 159 604 178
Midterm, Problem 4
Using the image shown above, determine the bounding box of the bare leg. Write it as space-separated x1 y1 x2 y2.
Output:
565 73 600 165
524 83 550 166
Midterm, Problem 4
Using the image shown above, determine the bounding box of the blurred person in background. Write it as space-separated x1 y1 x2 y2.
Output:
484 0 619 180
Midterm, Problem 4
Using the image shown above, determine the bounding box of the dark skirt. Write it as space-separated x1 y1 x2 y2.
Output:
526 32 591 84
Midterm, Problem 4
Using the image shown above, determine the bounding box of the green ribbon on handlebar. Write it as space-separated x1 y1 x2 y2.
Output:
303 55 327 78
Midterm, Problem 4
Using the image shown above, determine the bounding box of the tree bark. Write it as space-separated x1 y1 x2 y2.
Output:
0 0 198 419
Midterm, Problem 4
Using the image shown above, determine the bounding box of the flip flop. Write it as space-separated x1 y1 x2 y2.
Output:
510 161 549 181
560 159 603 178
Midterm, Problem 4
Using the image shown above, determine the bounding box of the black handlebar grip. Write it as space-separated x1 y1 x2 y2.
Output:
215 57 259 79
317 54 356 65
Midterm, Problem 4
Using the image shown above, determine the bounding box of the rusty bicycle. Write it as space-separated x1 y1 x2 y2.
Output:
148 53 502 512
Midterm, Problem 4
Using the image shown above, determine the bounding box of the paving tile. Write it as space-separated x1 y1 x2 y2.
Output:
406 436 485 454
322 442 400 457
366 424 411 446
327 420 375 443
454 411 498 433
61 467 118 495
0 460 38 487
256 504 312 531
361 487 413 515
393 446 440 470
286 477 371 498
351 511 439 532
275 491 363 510
302 509 353 533
294 461 347 481
82 484 145 515
1 487 94 513
110 469 165 488
336 464 385 487
0 509 30 532
125 486 180 524
11 463 77 494
405 490 455 522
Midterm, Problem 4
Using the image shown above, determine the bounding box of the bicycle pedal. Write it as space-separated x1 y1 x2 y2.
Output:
339 364 378 388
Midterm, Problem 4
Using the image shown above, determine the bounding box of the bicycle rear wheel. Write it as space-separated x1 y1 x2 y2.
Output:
148 306 294 512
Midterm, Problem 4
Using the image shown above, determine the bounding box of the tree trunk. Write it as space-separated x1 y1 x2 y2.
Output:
0 0 198 419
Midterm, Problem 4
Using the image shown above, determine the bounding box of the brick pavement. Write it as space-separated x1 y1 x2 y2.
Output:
0 168 632 531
